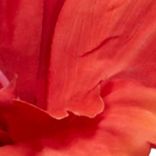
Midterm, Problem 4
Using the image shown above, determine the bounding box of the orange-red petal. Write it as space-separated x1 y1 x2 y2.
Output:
47 0 156 118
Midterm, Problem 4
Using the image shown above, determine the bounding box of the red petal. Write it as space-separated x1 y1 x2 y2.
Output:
0 0 66 108
0 1 156 155
47 0 156 118
0 80 155 156
0 0 43 103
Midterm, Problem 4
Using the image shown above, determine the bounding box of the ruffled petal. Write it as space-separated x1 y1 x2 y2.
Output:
38 80 156 155
0 80 155 155
48 0 156 118
0 0 156 156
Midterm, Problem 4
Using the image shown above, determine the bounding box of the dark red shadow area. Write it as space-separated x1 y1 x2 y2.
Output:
41 113 102 150
1 100 103 149
37 0 65 109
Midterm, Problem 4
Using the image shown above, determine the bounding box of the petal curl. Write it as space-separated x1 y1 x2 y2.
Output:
0 80 155 156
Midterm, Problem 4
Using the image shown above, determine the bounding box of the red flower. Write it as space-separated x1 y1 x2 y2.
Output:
0 0 156 155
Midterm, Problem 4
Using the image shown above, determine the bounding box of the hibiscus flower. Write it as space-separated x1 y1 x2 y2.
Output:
0 0 156 155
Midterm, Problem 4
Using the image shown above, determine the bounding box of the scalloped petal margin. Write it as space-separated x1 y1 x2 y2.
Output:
0 79 156 155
